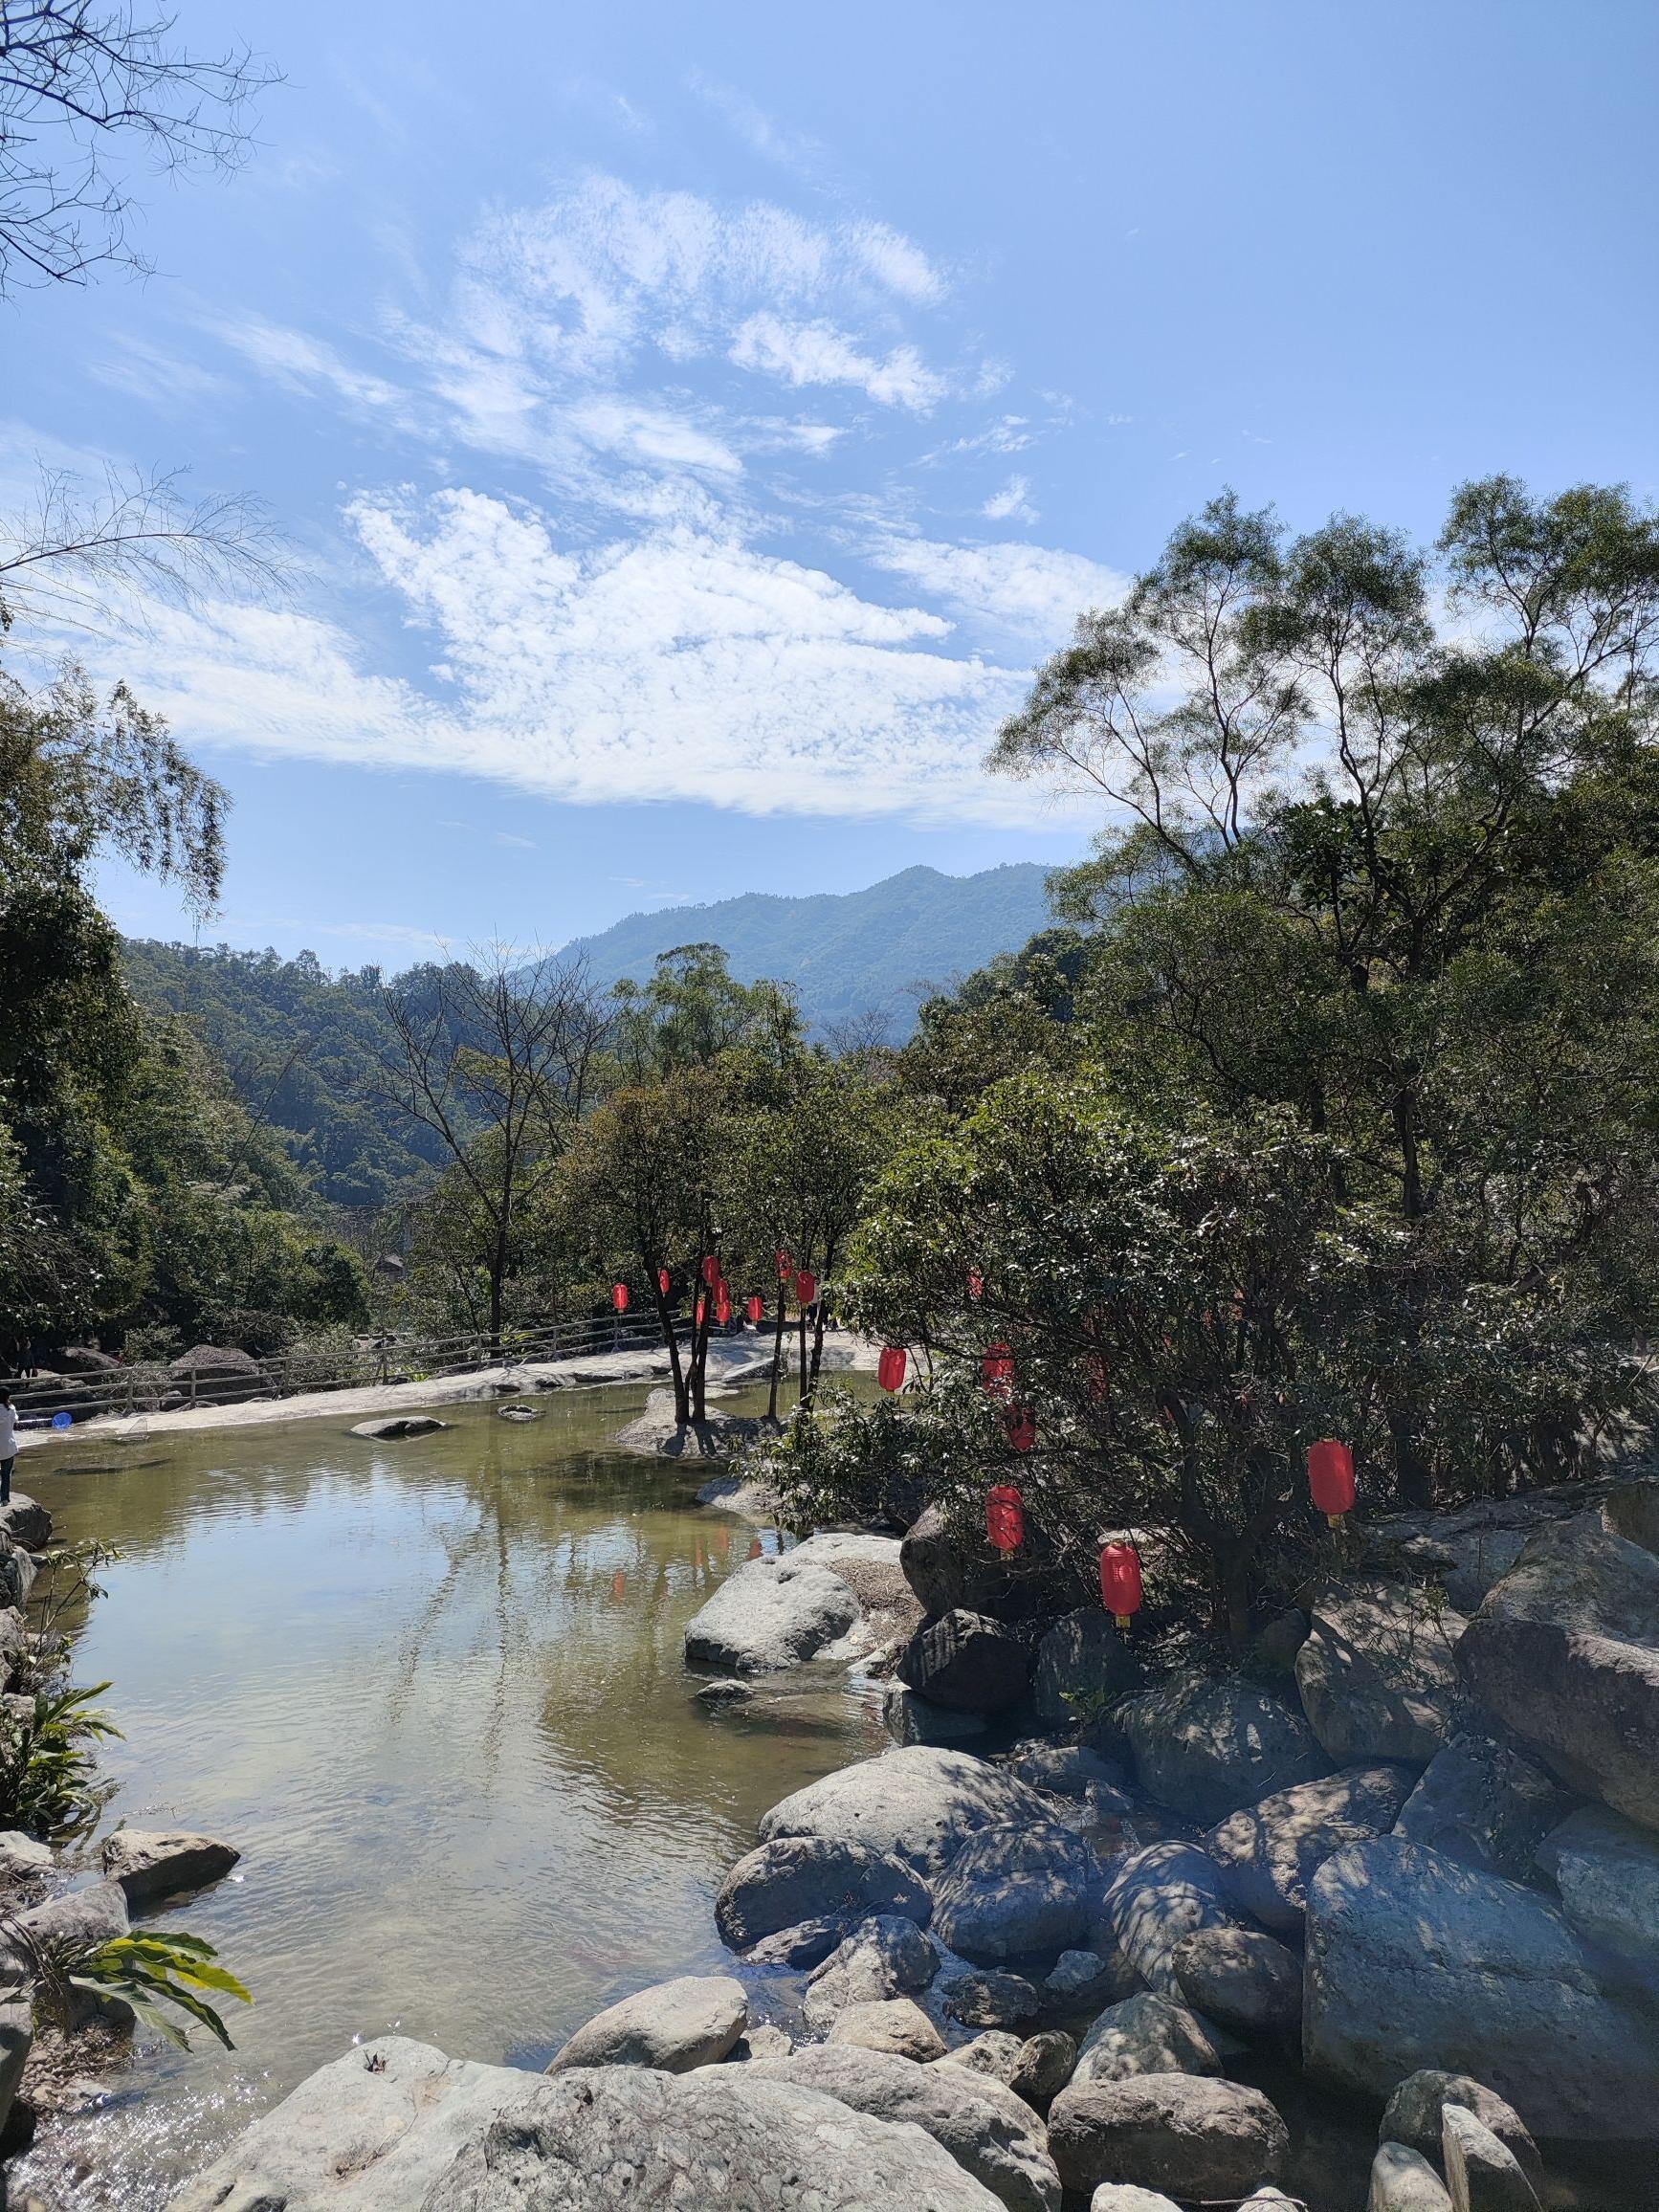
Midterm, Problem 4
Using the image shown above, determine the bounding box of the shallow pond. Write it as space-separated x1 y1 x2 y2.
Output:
12 1383 886 2208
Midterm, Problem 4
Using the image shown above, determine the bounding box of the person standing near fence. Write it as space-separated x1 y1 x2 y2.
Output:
0 1389 16 1506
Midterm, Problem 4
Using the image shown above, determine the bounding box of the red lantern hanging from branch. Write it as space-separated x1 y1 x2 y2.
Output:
981 1342 1015 1397
877 1345 908 1392
1004 1404 1037 1452
657 1268 672 1298
611 1282 630 1314
795 1270 817 1306
1307 1439 1356 1527
985 1482 1025 1554
1099 1541 1143 1630
715 1287 733 1326
746 1294 764 1325
967 1269 984 1301
701 1254 720 1288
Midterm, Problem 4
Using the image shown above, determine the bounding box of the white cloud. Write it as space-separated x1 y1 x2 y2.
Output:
871 536 1126 639
210 314 408 413
730 314 948 410
983 474 1036 523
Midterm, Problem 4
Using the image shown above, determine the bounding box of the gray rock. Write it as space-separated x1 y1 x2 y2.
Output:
933 1821 1107 1967
1206 1761 1419 1932
166 2036 532 2212
887 1684 991 1745
497 1402 542 1421
1122 1674 1327 1823
1536 1803 1659 1974
1381 2073 1541 2191
1011 2031 1076 2106
423 2063 1008 2210
1456 1488 1659 1829
1238 2192 1302 2210
899 1609 1032 1714
940 2030 1025 2086
724 2022 794 2063
1170 1926 1301 2036
1029 1610 1142 1729
1369 2142 1455 2212
1304 1836 1659 2139
100 1828 239 1907
1100 1842 1236 1997
0 1544 33 1610
0 1830 51 1882
695 1676 752 1707
716 1833 932 1949
790 1533 922 1643
171 1342 266 1401
827 1996 947 2060
683 1553 861 1674
803 1914 938 2029
940 1971 1042 2029
1088 2193 1183 2212
1012 1746 1125 1799
901 1503 1005 1620
1048 2072 1289 2201
349 1414 448 1438
9 1877 127 1964
0 1998 30 2145
0 1496 51 1551
1042 1948 1139 2017
545 1974 747 2074
749 2046 1061 2212
1393 1732 1569 1879
1442 2103 1541 2212
759 1746 1055 1875
744 1915 855 1968
1071 1995 1222 2088
1295 1581 1468 1764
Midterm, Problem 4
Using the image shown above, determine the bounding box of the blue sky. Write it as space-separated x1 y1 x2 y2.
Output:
8 0 1656 968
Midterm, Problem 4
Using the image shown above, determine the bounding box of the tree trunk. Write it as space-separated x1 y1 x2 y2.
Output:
766 1293 787 1421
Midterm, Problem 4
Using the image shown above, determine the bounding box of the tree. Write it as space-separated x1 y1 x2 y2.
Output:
377 957 609 1349
0 1 276 291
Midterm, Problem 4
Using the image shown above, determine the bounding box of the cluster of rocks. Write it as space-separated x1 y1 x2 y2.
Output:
163 1475 1659 2208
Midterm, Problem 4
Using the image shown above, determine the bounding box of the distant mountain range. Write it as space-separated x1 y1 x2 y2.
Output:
557 863 1053 1038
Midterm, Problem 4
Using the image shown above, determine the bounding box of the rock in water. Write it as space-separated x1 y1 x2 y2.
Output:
100 1828 239 1907
1441 2102 1542 2212
758 1746 1053 1874
932 1822 1106 1967
1205 1763 1418 1931
683 1553 861 1673
1456 1487 1659 1829
1393 1733 1569 1878
1294 1580 1467 1764
1535 1803 1659 1975
1121 1674 1328 1823
898 1609 1032 1714
166 2036 532 2211
885 1684 991 1745
801 1915 938 2029
0 1496 51 1550
748 2046 1061 2212
827 1997 948 2060
1070 1996 1222 2089
423 2065 1009 2209
940 1972 1042 2029
544 1975 747 2074
349 1415 448 1439
1100 1842 1236 1997
1047 2073 1288 2201
715 1834 931 1949
1380 2073 1540 2192
1369 2142 1455 2212
1304 1836 1659 2140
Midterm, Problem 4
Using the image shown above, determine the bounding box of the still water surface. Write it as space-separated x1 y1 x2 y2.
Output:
13 1383 884 2208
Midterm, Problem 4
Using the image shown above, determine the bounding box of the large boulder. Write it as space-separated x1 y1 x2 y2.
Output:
1205 1763 1419 1932
759 1747 1054 1875
1369 2142 1455 2212
1535 1803 1659 1976
100 1828 239 1908
0 1496 51 1551
1380 2072 1541 2192
1042 1947 1139 2018
0 1544 33 1610
1295 1580 1468 1765
1028 1611 1141 1729
802 1915 938 2030
545 1975 747 2074
1070 1995 1223 2089
1393 1733 1569 1879
884 1685 991 1746
898 1611 1031 1714
422 2064 1008 2209
1304 1836 1659 2140
748 2046 1061 2212
715 1835 931 1951
683 1554 861 1674
166 2036 532 2211
1011 2032 1077 2107
1047 2073 1288 2201
1011 1746 1124 1800
827 1997 947 2061
940 1971 1043 2030
1121 1675 1327 1823
900 1505 1081 1626
939 2031 1024 2087
168 1342 267 1403
792 1533 923 1643
1456 1486 1659 1830
1099 1843 1236 1997
1441 2103 1542 2212
1169 1926 1301 2037
1087 2193 1184 2212
350 1415 449 1439
933 1822 1107 1968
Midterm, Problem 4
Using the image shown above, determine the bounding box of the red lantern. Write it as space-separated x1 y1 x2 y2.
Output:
877 1345 907 1392
716 1288 733 1326
967 1268 984 1301
795 1270 817 1306
1307 1439 1356 1526
701 1254 720 1288
981 1342 1015 1397
985 1482 1025 1554
696 1296 707 1329
1004 1404 1037 1452
611 1282 630 1314
657 1267 671 1298
746 1294 764 1325
776 1249 793 1281
1099 1541 1143 1630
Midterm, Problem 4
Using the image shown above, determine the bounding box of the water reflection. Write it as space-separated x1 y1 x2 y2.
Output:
12 1384 882 2209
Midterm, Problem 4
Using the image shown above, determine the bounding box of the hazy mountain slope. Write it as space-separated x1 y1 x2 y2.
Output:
559 863 1052 1035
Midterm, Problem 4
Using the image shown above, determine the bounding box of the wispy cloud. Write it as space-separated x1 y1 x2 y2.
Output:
730 314 948 411
983 474 1037 523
